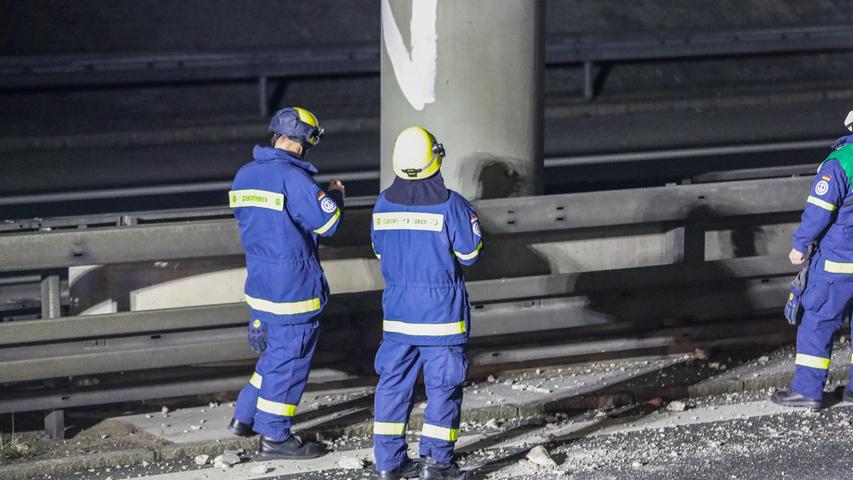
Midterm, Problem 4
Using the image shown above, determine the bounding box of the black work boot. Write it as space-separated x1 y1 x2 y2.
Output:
843 387 853 403
771 389 822 410
227 418 255 437
419 457 469 480
377 457 420 479
257 435 323 460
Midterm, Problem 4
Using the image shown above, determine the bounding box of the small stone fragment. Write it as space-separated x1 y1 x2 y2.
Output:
525 446 557 467
161 406 170 417
338 456 368 469
666 401 687 412
487 375 497 383
194 454 210 466
694 348 708 360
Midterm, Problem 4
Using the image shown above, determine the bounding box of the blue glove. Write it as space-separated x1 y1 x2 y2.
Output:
248 318 268 353
784 265 808 326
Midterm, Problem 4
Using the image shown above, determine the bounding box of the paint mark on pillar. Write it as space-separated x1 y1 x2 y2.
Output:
381 0 437 111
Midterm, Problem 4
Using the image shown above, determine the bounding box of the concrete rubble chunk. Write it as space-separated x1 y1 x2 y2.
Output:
161 406 170 417
213 453 241 469
251 465 272 474
194 454 210 466
666 401 688 412
526 446 557 467
338 456 368 469
694 348 708 360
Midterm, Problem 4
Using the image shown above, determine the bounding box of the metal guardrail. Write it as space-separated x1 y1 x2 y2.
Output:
0 176 809 437
2 25 850 107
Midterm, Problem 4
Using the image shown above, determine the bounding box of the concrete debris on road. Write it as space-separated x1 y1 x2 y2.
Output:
193 454 209 465
213 452 241 469
338 456 369 469
525 445 557 467
250 464 272 474
666 400 688 412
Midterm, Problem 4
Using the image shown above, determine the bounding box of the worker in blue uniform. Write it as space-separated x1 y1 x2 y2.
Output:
371 127 483 480
773 110 853 409
226 107 345 459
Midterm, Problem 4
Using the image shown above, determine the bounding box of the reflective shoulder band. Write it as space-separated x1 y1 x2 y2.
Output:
245 294 322 315
257 398 297 417
806 195 837 212
249 372 263 389
230 189 285 211
313 208 341 235
373 212 445 232
421 424 459 442
373 421 406 436
383 320 466 336
795 353 830 370
824 260 853 274
454 241 483 260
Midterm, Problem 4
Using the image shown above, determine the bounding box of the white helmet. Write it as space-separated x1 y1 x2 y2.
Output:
846 110 853 132
392 126 446 180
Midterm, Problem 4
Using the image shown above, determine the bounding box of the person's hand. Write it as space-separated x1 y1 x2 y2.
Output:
248 319 267 353
789 248 806 265
327 179 345 195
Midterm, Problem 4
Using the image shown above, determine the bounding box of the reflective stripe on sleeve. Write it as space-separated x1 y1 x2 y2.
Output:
245 294 322 315
373 212 444 232
795 353 830 370
257 398 297 417
383 320 466 336
454 241 483 261
249 372 262 389
806 195 837 212
371 242 381 259
313 209 341 235
824 260 853 274
373 421 406 435
421 423 459 442
229 189 285 211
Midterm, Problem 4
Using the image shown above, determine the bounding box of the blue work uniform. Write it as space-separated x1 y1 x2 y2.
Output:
370 173 483 471
230 146 343 440
790 135 853 400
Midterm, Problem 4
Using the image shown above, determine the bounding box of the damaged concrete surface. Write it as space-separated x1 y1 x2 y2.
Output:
3 342 852 479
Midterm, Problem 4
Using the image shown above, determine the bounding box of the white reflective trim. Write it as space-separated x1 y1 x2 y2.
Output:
373 212 444 232
257 398 297 416
383 320 466 336
795 353 830 370
806 195 836 212
824 260 853 274
373 421 407 435
245 294 322 315
454 241 483 261
249 372 262 389
313 209 341 235
421 423 459 442
229 189 284 211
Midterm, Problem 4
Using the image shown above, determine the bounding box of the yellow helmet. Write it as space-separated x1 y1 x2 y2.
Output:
392 127 446 180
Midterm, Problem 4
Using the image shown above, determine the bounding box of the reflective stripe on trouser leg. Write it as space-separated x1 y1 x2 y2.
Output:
234 369 264 425
790 280 853 401
373 340 421 472
253 321 320 441
419 345 468 464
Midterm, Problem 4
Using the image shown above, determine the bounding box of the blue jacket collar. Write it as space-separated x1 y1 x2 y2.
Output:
832 135 853 150
385 171 450 206
252 145 319 175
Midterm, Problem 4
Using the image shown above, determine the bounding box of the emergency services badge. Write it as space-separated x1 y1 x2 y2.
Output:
470 214 481 237
815 180 829 196
319 193 337 213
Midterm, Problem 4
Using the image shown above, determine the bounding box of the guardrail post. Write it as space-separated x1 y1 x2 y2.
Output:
583 61 594 100
40 273 66 440
258 76 268 117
